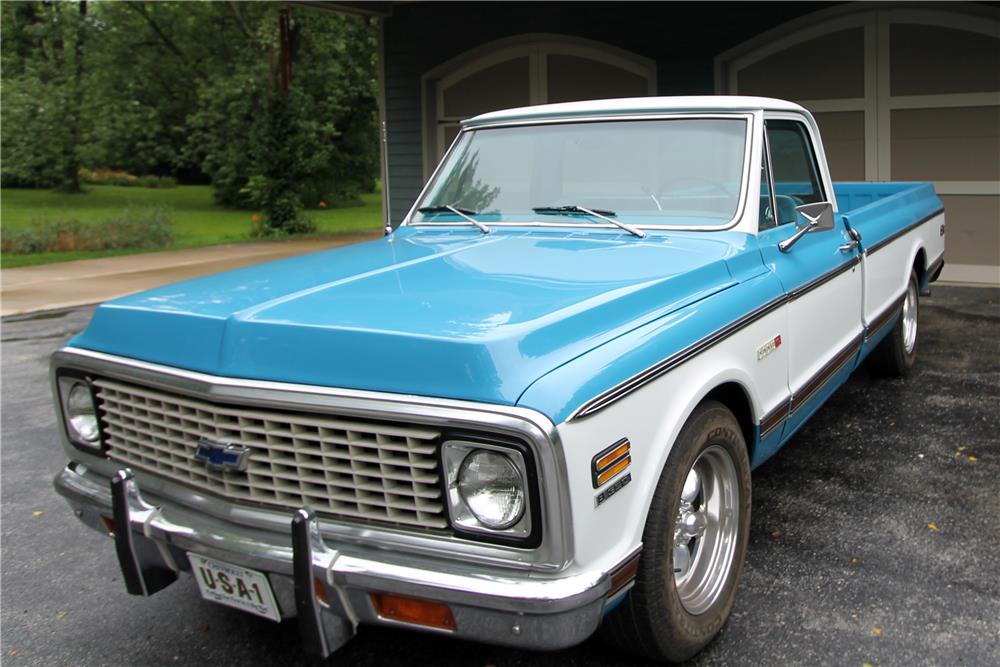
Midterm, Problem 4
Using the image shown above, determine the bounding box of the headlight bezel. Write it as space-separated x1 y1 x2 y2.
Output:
55 370 105 453
441 436 540 547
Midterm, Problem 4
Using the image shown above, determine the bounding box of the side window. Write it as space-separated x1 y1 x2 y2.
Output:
765 119 825 226
759 144 776 230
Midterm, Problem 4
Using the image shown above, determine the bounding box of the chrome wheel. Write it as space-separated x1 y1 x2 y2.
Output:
902 279 918 355
672 445 740 615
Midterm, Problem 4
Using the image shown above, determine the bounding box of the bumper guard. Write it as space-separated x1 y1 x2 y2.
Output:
64 466 619 659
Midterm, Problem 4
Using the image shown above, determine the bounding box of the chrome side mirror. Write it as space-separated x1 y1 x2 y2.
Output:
778 202 834 253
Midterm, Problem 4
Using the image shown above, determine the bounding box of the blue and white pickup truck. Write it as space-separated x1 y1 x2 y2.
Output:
52 97 944 662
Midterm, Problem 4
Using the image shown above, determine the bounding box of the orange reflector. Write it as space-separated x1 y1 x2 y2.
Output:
313 576 331 606
100 514 116 536
371 593 456 630
596 441 630 472
596 456 631 487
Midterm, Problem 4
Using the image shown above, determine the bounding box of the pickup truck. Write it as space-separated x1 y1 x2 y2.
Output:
51 96 945 663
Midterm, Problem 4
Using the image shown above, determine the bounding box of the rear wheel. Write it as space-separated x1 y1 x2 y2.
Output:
601 401 751 662
867 269 919 377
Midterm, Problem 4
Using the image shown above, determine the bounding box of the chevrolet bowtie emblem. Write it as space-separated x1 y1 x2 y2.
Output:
195 438 250 472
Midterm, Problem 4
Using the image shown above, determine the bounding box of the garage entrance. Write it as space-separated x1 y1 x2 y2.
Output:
718 7 1000 285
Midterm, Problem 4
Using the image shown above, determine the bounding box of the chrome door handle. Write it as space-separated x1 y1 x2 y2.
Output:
838 240 859 252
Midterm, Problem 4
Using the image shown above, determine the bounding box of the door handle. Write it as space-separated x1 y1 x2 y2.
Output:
838 240 859 252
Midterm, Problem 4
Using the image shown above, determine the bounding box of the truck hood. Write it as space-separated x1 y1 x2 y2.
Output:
71 227 755 407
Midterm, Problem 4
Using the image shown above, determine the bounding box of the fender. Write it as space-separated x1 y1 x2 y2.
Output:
534 273 788 572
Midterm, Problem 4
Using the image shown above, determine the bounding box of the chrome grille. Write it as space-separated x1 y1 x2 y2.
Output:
94 378 447 530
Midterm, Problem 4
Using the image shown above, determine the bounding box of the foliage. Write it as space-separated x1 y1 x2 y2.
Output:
1 1 379 232
1 184 383 267
1 207 173 254
80 168 176 188
1 1 91 190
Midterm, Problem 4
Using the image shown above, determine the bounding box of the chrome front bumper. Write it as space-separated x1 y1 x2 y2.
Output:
55 463 622 658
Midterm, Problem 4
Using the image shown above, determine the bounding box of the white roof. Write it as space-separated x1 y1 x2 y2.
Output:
463 95 808 127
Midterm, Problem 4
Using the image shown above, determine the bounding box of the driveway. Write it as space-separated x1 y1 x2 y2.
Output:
1 286 997 666
0 233 380 316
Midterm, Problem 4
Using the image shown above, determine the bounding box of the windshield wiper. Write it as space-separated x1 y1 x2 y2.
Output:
416 204 491 234
532 205 645 238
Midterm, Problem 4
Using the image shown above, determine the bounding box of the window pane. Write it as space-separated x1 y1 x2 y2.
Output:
759 148 777 230
891 106 1000 181
766 120 825 224
891 24 1000 96
813 111 866 181
547 54 648 104
442 57 531 119
738 29 865 100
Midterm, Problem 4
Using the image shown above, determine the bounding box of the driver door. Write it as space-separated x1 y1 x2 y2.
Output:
758 119 864 438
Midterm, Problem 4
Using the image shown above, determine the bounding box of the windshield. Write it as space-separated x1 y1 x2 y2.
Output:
413 117 749 229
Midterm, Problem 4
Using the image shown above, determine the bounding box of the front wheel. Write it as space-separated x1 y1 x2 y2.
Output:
867 269 920 377
601 401 751 663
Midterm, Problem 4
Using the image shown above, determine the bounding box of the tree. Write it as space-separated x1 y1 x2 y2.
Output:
1 0 93 190
1 0 379 230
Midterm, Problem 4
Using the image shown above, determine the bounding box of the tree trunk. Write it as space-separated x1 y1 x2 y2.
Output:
59 0 87 193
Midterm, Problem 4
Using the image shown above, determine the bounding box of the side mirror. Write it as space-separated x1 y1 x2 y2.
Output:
778 202 834 252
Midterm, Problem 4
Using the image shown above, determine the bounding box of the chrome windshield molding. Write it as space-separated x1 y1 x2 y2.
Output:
51 347 573 572
569 293 788 421
402 113 756 234
465 111 752 131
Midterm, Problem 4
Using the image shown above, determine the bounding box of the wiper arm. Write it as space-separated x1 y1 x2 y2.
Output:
416 204 491 234
532 205 645 238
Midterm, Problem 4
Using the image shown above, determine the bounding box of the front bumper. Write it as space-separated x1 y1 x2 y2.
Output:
55 463 620 657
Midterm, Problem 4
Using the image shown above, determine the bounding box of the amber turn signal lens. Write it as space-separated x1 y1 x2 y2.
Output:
313 576 331 606
595 441 630 472
100 514 116 536
371 593 456 630
596 456 631 487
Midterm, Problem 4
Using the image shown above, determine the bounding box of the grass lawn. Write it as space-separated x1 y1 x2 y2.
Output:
1 184 384 268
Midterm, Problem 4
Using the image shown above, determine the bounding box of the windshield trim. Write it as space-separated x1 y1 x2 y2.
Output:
402 113 756 232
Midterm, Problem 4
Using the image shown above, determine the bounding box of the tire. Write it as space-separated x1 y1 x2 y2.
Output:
867 269 919 377
600 401 751 663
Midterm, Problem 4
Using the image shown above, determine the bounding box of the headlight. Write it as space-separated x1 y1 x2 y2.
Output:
442 440 533 541
57 376 102 449
457 450 525 529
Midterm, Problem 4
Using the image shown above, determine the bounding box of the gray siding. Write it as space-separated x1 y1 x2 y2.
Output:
382 1 832 223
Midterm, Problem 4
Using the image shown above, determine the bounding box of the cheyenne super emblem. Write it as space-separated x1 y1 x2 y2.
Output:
757 334 782 361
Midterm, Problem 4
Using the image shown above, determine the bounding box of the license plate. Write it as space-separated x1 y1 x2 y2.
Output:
188 553 281 622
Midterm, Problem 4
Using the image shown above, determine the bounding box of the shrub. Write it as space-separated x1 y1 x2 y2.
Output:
1 207 174 254
79 168 177 188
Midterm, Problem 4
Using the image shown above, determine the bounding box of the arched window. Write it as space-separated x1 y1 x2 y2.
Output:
422 35 656 177
717 6 1000 284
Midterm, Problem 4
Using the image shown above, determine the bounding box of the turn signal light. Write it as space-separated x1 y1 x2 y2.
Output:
313 576 331 606
371 593 456 630
100 514 116 536
592 438 631 488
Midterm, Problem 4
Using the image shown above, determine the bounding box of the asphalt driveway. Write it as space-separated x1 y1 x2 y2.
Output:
1 285 998 666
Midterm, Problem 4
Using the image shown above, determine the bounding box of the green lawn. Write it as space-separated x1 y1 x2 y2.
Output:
1 185 384 268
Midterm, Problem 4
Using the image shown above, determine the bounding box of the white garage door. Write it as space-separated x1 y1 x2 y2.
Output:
719 7 1000 285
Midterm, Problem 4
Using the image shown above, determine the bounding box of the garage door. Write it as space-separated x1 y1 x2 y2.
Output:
720 7 1000 285
422 37 656 177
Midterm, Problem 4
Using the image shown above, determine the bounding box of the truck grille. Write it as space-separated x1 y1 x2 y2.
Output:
94 378 448 530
